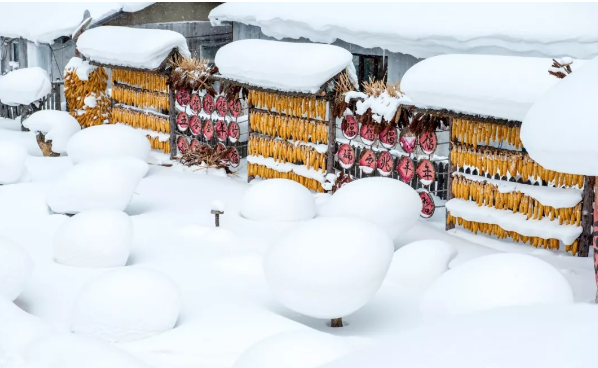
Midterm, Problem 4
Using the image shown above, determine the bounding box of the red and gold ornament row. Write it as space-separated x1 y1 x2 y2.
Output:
176 89 242 119
176 111 240 143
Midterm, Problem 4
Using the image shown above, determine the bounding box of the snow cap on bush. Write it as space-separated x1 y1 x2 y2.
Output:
241 179 316 222
0 141 27 184
22 110 81 154
0 237 33 301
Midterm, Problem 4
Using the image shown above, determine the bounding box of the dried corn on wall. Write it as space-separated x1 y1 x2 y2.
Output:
447 118 584 255
64 64 111 128
110 69 170 154
247 90 329 192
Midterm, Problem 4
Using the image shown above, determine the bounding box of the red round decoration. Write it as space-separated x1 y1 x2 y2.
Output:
419 190 435 218
337 144 355 169
189 115 201 136
228 121 240 142
397 156 415 183
176 89 190 106
418 131 438 155
228 99 242 118
177 136 189 154
379 125 398 149
399 127 417 153
215 142 227 156
189 139 200 152
215 120 228 142
416 159 436 185
376 151 393 176
190 93 202 114
176 112 189 132
341 115 358 140
203 120 214 141
359 123 377 145
358 149 376 174
216 96 228 117
228 146 240 167
203 93 215 115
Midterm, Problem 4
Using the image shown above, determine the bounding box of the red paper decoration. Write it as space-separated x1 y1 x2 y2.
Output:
397 156 415 183
176 112 188 132
203 119 214 141
359 149 376 174
228 146 240 167
176 89 190 106
337 144 355 169
341 115 358 140
203 93 215 115
216 96 228 117
228 121 240 142
379 125 398 149
177 136 189 154
189 115 201 136
418 131 438 155
189 139 200 152
228 99 242 118
377 151 393 176
416 159 436 185
360 123 377 145
399 127 417 153
419 190 435 218
215 120 228 142
190 93 202 114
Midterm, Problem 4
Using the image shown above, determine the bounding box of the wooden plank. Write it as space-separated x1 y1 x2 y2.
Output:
247 96 255 183
446 117 456 231
168 87 176 159
326 100 336 175
579 176 595 257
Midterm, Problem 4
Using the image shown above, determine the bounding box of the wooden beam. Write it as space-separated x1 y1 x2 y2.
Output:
579 176 595 257
446 117 456 231
247 98 255 183
168 86 176 159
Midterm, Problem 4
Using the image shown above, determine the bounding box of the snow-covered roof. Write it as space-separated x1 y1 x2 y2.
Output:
209 3 598 60
77 26 191 70
401 54 587 122
521 57 598 176
0 67 51 106
0 3 153 44
215 39 355 94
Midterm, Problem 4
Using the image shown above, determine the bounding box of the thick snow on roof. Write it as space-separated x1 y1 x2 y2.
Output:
77 26 191 70
521 57 598 176
215 39 354 93
401 55 587 122
0 2 153 44
210 3 598 60
0 67 51 106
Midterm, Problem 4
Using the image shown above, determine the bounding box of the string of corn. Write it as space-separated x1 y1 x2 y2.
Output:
147 136 170 154
451 118 522 149
250 110 328 144
64 65 111 128
452 174 582 225
112 69 168 93
247 163 324 192
112 85 169 111
450 143 584 187
447 212 579 255
112 107 170 133
248 136 326 173
248 90 327 120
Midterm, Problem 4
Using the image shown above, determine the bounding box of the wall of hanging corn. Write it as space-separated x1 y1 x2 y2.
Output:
249 110 328 144
248 90 328 120
112 107 170 133
64 64 111 128
112 85 169 111
247 163 324 192
248 135 327 172
112 69 168 93
451 118 522 149
147 136 170 154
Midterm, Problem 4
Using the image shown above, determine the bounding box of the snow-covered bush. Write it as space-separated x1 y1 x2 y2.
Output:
318 177 421 239
16 333 150 368
264 217 394 322
46 157 148 214
0 67 51 106
71 267 180 342
53 210 133 268
66 124 151 164
420 253 573 320
233 330 354 368
0 141 27 184
22 110 81 155
0 237 33 301
386 240 457 289
0 296 51 358
240 179 316 222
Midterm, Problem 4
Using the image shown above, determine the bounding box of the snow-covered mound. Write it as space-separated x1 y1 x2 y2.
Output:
241 179 316 222
0 237 33 301
0 141 27 184
318 177 421 239
264 217 394 320
0 67 51 106
46 157 148 214
420 254 573 320
53 210 133 268
0 297 51 359
16 333 151 368
233 330 354 368
66 124 151 164
522 57 598 176
71 267 181 342
215 39 356 94
22 110 81 154
386 240 457 289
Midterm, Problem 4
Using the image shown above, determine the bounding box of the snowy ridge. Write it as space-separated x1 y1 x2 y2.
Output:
446 198 581 245
247 155 326 183
454 172 582 209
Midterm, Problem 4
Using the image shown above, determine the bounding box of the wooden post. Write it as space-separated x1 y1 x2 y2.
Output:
326 99 336 175
52 81 61 111
445 117 455 231
593 178 598 303
579 176 594 257
247 98 255 183
211 209 223 227
331 317 343 328
168 86 176 160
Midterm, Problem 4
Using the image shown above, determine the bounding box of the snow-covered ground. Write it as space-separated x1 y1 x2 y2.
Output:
0 115 595 368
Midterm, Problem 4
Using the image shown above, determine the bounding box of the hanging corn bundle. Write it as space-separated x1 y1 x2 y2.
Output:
249 110 328 144
248 135 327 172
112 107 170 133
146 136 171 154
451 118 522 149
64 58 111 128
112 69 168 93
112 85 169 111
247 163 324 192
248 90 328 120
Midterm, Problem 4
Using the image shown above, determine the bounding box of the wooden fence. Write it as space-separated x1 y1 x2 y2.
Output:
0 80 63 119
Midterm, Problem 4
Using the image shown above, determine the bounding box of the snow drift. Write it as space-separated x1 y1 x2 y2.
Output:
22 110 81 154
0 141 27 184
240 179 316 222
0 237 33 301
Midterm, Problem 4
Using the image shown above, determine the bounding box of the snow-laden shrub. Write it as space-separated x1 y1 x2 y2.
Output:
46 157 148 214
66 124 151 164
318 177 421 239
0 141 27 184
22 110 81 154
386 240 457 289
264 217 393 320
0 296 51 358
233 330 353 368
71 267 180 342
241 179 316 222
53 210 133 268
0 237 33 301
421 253 574 320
